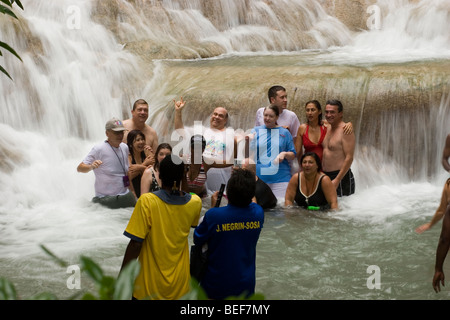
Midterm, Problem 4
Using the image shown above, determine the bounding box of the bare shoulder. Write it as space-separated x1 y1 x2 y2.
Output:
298 123 307 135
123 119 132 128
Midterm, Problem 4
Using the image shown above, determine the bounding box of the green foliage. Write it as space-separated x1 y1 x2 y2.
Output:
0 0 23 80
0 245 265 300
0 245 140 300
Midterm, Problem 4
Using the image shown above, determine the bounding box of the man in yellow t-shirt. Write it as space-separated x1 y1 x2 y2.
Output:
120 155 202 300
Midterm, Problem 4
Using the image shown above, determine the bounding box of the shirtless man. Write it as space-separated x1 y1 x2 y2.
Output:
123 99 159 153
322 100 356 196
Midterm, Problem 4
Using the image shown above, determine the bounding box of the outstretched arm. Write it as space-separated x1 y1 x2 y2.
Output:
433 204 450 293
174 97 185 130
416 182 449 233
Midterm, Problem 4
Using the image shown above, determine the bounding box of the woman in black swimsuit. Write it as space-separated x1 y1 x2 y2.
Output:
284 152 338 210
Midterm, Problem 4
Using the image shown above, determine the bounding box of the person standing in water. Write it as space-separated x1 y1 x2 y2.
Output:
174 97 236 193
123 99 159 155
295 100 353 163
77 118 136 209
322 100 356 196
284 152 338 210
120 155 202 300
126 130 154 198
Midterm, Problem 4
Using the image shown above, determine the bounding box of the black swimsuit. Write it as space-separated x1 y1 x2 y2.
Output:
294 174 330 210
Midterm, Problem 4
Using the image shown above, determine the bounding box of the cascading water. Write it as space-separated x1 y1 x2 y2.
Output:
0 0 449 299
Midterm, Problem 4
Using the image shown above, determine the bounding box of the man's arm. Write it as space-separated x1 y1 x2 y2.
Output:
333 132 355 187
433 204 450 292
442 134 450 172
416 182 449 233
119 239 142 274
77 160 102 173
174 97 185 130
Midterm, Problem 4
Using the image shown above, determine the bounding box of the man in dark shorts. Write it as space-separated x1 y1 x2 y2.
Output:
322 169 355 197
322 100 356 196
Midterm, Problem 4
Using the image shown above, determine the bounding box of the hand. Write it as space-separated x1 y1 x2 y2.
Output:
173 97 185 111
129 164 145 176
343 122 354 135
211 191 219 208
91 160 103 170
433 271 445 293
415 223 431 234
144 145 153 154
273 152 285 165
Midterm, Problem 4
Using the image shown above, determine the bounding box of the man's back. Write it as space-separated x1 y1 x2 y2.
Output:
124 190 202 300
194 202 264 299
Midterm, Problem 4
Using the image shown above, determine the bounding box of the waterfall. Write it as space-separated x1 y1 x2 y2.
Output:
0 0 448 299
0 0 146 139
328 0 450 63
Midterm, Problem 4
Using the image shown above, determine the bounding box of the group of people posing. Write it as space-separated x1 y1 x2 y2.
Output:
77 85 357 211
76 85 359 300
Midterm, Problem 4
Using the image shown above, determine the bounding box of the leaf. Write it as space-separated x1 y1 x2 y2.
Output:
0 278 17 300
40 245 68 268
113 260 140 300
0 0 12 8
80 256 104 284
27 292 58 300
0 64 12 80
11 0 23 10
0 40 22 61
0 4 18 19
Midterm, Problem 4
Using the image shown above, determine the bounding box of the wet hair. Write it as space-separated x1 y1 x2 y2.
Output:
305 100 322 126
126 130 146 157
268 85 286 103
226 168 256 207
159 155 185 188
300 152 322 173
326 99 343 113
154 143 172 171
132 99 148 111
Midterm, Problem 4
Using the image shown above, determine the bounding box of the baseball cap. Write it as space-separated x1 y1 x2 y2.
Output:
105 118 126 131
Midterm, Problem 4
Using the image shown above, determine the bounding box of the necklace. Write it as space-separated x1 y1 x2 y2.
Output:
107 141 127 175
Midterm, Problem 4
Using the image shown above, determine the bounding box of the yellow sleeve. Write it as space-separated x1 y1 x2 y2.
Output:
123 194 152 242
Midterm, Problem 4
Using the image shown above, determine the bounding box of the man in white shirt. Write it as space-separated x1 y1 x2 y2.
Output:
77 118 136 209
255 85 301 145
255 85 301 173
173 98 235 193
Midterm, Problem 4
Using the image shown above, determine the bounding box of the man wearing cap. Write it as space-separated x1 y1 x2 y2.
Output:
77 118 136 209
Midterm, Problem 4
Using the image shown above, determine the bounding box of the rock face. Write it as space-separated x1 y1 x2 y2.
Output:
148 56 449 132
